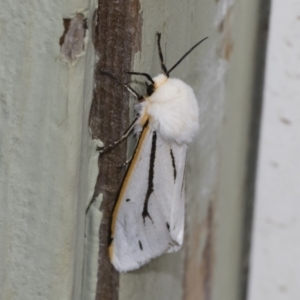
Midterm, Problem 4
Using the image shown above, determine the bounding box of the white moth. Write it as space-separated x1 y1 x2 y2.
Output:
101 33 208 272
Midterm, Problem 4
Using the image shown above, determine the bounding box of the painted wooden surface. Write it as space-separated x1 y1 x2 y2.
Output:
116 0 268 299
0 1 97 299
248 1 300 299
0 0 274 299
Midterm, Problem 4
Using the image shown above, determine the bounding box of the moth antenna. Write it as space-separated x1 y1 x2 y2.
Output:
156 32 168 75
127 72 155 84
167 37 208 76
100 71 143 100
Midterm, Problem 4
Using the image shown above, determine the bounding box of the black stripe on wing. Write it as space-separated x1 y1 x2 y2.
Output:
170 149 177 181
142 131 157 224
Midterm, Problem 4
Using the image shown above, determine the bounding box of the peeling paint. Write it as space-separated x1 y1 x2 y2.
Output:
82 193 103 300
60 13 87 64
183 202 215 300
214 0 234 27
218 7 234 61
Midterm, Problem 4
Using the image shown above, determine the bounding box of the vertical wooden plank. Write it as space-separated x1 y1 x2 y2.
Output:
241 1 270 298
119 1 214 299
116 0 269 299
248 1 300 299
0 1 97 299
207 1 269 299
89 1 142 299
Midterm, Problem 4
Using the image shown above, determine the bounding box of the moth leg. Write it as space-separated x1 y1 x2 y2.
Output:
99 117 138 153
116 131 140 169
100 71 143 100
117 155 133 171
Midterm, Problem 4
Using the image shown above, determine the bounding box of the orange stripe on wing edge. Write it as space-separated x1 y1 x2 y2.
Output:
109 117 150 260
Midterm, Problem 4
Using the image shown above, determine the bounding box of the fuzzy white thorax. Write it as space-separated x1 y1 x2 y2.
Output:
137 74 199 145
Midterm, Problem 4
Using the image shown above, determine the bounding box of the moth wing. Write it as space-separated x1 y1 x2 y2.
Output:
152 138 187 253
109 126 176 272
166 143 187 252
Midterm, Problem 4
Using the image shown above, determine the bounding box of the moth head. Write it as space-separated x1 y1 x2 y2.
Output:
146 82 155 96
146 74 168 96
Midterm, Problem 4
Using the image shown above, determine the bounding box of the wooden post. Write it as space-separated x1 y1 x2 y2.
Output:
89 1 142 299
